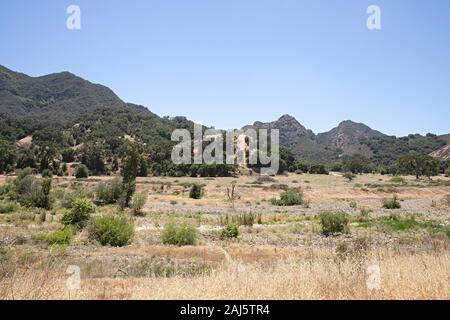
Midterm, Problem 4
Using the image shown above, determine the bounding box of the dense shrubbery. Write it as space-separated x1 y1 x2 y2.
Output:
318 212 350 236
272 188 304 206
161 221 199 246
88 215 134 247
363 134 446 165
61 198 95 229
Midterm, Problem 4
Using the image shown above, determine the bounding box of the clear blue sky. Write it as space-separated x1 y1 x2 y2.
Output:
1 0 449 136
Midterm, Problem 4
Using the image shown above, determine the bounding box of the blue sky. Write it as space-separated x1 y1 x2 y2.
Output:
1 0 449 136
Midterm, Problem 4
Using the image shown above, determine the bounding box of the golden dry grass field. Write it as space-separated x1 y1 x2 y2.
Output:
1 173 449 300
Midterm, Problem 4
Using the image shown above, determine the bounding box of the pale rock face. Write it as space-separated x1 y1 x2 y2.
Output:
430 145 450 161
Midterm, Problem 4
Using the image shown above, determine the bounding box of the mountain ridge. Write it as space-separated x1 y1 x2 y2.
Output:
1 64 449 167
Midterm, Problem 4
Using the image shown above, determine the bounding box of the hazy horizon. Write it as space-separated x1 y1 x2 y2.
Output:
1 0 450 136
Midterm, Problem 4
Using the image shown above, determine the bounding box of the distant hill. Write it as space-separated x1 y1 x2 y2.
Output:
243 115 448 165
0 64 448 174
316 120 385 157
0 65 124 122
0 64 194 144
0 65 200 176
243 115 336 163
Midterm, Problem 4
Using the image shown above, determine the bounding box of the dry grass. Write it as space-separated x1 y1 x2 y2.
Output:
1 173 449 300
1 249 449 300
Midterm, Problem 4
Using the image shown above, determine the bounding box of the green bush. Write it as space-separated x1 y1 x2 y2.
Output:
383 195 401 209
161 221 199 246
33 227 74 245
343 172 356 182
220 224 239 240
87 215 134 246
61 198 94 229
189 184 204 199
13 170 53 209
88 215 134 246
75 164 89 179
318 212 350 236
272 188 304 206
0 201 19 214
445 168 450 177
349 201 357 209
95 178 123 205
131 191 148 215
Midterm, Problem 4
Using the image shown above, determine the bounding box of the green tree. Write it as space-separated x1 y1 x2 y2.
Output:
397 153 440 179
81 142 106 175
342 154 373 174
0 140 16 174
120 143 140 208
33 178 52 210
16 148 36 169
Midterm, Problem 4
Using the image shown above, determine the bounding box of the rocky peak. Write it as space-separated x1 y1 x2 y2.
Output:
243 114 315 144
